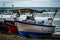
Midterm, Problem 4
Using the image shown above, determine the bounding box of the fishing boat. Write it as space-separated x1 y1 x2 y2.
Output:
16 21 55 38
15 9 57 38
0 14 18 34
1 10 18 34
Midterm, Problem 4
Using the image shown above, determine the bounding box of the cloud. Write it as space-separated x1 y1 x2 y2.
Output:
13 0 60 7
13 0 51 7
50 0 60 2
0 0 60 7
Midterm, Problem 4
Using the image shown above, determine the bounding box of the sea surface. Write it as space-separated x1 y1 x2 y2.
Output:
0 7 60 11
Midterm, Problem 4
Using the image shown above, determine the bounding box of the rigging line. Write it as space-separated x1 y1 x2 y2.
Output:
51 8 58 25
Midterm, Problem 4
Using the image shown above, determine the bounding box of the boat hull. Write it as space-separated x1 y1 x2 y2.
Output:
18 31 52 38
6 25 18 34
0 22 8 33
5 21 18 34
16 21 55 38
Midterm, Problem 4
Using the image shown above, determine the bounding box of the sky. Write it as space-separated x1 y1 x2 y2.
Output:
0 0 60 7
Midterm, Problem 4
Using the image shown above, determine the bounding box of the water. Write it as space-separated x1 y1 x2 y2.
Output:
0 7 60 11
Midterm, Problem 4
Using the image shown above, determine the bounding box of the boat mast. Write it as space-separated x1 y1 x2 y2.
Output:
50 8 57 25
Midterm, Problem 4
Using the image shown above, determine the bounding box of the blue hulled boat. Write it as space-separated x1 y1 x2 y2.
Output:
15 10 57 38
16 21 55 38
